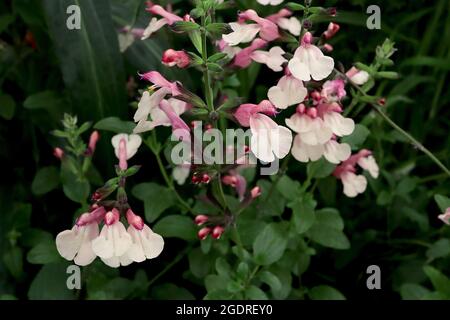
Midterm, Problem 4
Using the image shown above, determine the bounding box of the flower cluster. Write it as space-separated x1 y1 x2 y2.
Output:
56 133 164 268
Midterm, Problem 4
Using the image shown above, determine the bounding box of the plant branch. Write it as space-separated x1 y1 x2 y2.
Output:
336 68 450 178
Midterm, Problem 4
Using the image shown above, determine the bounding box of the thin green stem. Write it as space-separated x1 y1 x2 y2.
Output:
147 245 192 288
201 15 214 112
336 68 450 178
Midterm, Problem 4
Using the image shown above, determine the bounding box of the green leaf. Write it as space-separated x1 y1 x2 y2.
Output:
61 162 90 204
132 183 176 222
31 166 60 196
289 194 316 234
0 14 15 33
276 175 301 201
188 248 212 278
151 283 195 300
341 124 370 150
376 71 399 79
258 271 282 292
307 158 336 178
153 215 197 241
286 2 306 11
206 23 231 34
423 266 450 297
245 285 268 300
208 52 228 63
43 0 127 121
0 93 15 120
434 194 450 212
216 257 232 278
94 117 135 134
171 21 200 32
253 223 288 266
28 263 76 300
307 209 350 249
3 247 23 279
426 239 450 261
400 283 431 300
27 240 61 264
23 91 63 110
308 285 346 300
189 30 203 55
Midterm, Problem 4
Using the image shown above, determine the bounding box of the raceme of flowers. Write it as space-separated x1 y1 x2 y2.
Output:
56 133 164 268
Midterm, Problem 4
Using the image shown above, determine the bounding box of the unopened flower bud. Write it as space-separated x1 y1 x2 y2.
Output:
306 107 318 118
104 209 120 226
194 215 209 226
378 98 386 106
323 44 334 52
91 191 102 201
126 209 144 230
251 186 262 199
302 20 312 31
198 227 211 240
323 22 340 39
326 7 337 16
162 49 190 68
212 226 225 239
87 130 100 155
53 147 64 159
192 175 201 184
202 174 211 184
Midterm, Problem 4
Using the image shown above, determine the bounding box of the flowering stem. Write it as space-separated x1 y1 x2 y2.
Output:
336 68 450 178
201 15 214 112
149 133 194 213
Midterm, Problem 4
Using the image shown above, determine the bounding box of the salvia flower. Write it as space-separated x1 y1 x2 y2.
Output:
56 206 106 266
142 3 183 39
250 46 287 72
238 10 280 42
268 73 308 109
235 100 292 162
321 79 346 102
288 32 334 81
162 49 190 68
333 149 379 197
222 22 261 46
233 38 268 68
438 208 450 225
346 66 370 85
257 0 284 5
111 133 142 161
267 9 301 36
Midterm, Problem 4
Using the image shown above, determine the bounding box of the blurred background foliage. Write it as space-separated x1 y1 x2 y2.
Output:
0 0 449 300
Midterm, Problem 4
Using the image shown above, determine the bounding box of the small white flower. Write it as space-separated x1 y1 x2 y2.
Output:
341 172 367 198
111 133 142 160
222 23 261 46
288 32 334 81
268 75 307 109
251 46 287 72
257 0 284 5
357 155 379 178
277 17 301 36
91 210 132 268
56 223 99 266
323 112 355 137
250 113 292 163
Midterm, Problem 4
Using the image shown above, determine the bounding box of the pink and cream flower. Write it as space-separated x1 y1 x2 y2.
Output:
141 3 183 39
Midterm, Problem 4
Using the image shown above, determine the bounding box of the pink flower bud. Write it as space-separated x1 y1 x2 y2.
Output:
378 98 386 106
191 175 201 184
104 209 120 226
202 174 211 184
162 49 190 68
301 32 313 46
88 130 100 154
306 107 318 118
212 226 225 239
251 186 262 199
53 147 64 159
198 227 211 240
222 175 238 187
126 209 144 230
323 44 334 52
194 215 209 226
296 103 306 114
323 22 340 39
